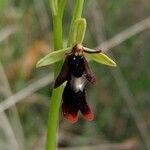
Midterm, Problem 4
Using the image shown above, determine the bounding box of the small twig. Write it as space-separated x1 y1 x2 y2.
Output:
0 73 53 113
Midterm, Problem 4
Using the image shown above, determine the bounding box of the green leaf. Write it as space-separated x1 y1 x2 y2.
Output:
84 52 117 67
36 47 71 68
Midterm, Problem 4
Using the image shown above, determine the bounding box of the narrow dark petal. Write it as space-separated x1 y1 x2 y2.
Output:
83 57 96 85
84 74 96 85
83 49 102 54
54 56 70 88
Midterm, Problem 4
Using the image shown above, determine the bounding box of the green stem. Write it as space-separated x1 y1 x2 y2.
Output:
49 0 58 16
45 86 64 150
46 0 85 149
46 1 66 150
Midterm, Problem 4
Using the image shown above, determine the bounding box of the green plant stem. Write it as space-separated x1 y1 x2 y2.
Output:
46 86 64 150
49 0 58 16
46 0 84 149
46 1 66 150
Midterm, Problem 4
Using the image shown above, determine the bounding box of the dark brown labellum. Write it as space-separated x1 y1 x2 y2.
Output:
54 44 96 123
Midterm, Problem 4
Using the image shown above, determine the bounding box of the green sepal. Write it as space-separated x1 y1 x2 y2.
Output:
36 47 71 68
73 18 87 44
84 48 117 67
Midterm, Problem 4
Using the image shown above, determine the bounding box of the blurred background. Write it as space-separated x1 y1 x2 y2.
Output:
0 0 150 150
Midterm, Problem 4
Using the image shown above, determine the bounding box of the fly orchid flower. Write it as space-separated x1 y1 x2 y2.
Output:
36 43 116 123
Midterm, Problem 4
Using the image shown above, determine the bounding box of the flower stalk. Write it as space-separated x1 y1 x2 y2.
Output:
45 0 85 150
45 1 66 150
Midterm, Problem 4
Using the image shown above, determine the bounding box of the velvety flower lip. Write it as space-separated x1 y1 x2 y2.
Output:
62 88 94 123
